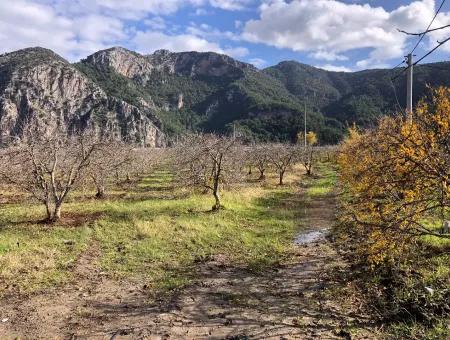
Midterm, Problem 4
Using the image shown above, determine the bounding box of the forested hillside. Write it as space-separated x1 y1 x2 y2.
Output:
265 61 450 130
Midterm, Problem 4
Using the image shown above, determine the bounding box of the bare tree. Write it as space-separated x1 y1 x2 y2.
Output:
268 144 298 185
87 142 135 198
297 131 318 176
0 125 103 222
251 144 271 181
173 134 243 210
317 145 337 163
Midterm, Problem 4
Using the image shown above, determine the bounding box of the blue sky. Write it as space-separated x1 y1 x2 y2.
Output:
1 0 450 71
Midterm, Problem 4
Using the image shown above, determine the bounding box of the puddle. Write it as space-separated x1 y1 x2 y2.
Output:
294 229 328 245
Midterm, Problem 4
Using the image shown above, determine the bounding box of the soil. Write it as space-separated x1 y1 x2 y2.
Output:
0 189 379 339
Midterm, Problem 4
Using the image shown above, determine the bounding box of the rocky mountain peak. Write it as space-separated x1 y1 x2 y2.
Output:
81 47 152 79
82 47 257 83
0 47 164 147
0 47 67 69
152 49 172 57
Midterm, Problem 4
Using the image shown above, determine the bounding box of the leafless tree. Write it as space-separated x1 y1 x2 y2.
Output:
299 146 314 176
86 142 135 198
296 131 318 176
251 144 271 181
173 134 243 210
0 125 103 222
317 145 337 163
268 144 298 185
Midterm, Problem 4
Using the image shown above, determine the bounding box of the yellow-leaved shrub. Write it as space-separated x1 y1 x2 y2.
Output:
338 87 450 267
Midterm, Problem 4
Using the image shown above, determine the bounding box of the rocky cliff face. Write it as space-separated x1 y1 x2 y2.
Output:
0 48 164 146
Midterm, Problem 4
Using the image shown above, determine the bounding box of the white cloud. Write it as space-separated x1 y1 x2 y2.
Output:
144 17 166 30
0 0 72 54
248 58 267 68
208 0 253 11
423 10 450 53
194 8 209 15
133 31 222 54
355 59 389 69
243 0 440 67
224 47 249 57
38 0 200 19
0 0 127 61
0 0 250 62
316 64 352 72
309 50 348 61
186 23 240 41
133 30 248 58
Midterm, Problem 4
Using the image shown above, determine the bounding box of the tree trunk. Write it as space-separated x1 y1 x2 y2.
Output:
95 184 106 199
443 220 450 234
212 174 222 210
212 190 221 210
279 171 284 185
248 165 252 175
53 203 62 221
45 201 52 222
258 170 265 181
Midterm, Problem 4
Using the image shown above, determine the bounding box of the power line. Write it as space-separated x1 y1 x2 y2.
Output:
392 60 406 69
391 36 450 81
414 36 450 65
390 77 405 115
391 0 448 81
390 60 406 80
410 0 447 54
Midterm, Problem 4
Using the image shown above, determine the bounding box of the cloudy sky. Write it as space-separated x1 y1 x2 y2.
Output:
1 0 450 71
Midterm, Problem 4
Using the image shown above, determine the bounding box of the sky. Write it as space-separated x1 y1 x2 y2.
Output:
1 0 450 71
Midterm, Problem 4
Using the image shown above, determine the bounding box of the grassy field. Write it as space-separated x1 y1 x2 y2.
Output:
0 164 318 297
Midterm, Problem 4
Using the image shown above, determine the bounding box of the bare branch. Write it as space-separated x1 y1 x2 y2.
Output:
398 24 450 36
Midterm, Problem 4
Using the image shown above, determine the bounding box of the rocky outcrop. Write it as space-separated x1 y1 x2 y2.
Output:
0 47 164 147
82 47 256 84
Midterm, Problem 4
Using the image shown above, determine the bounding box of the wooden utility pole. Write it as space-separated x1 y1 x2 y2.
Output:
406 53 413 122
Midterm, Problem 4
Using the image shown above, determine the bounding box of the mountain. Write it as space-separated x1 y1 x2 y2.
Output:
265 61 450 128
0 47 164 147
75 47 322 143
1 46 450 145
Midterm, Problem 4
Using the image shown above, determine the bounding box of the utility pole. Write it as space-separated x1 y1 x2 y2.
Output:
406 53 413 122
304 101 307 148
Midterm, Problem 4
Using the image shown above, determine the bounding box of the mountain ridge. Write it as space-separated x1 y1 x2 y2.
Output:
1 46 450 144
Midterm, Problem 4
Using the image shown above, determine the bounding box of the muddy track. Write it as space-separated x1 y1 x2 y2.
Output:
0 188 378 339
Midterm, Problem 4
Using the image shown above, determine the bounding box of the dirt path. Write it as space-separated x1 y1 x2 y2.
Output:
0 188 377 339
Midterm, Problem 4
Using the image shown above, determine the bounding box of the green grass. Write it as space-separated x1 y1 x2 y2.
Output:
388 317 450 339
0 211 92 293
0 165 321 295
305 163 337 197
